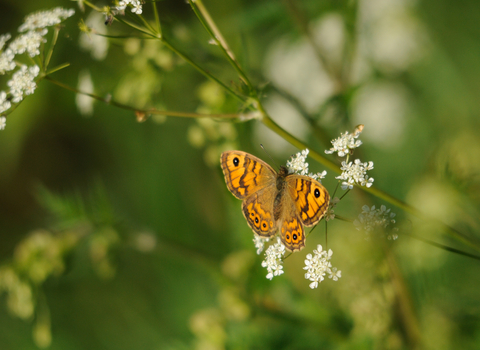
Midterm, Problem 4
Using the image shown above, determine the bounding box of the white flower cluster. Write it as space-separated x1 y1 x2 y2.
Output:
0 92 11 115
336 159 374 190
117 0 143 15
0 7 75 130
9 29 47 57
7 65 40 103
261 237 285 280
304 245 341 289
253 235 269 255
354 205 398 240
325 126 363 157
18 7 75 32
286 149 327 181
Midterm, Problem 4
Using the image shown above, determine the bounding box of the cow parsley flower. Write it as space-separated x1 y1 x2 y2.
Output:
0 91 11 114
261 237 285 280
7 65 40 103
9 30 47 57
336 159 374 190
18 7 75 32
0 33 11 50
303 244 341 289
287 149 310 175
325 125 364 157
253 235 269 255
354 205 398 240
0 49 15 74
287 149 327 181
117 0 143 15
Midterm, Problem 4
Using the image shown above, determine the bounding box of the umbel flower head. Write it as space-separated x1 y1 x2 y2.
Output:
325 124 364 157
261 237 285 280
354 205 398 240
286 149 327 181
304 245 341 289
336 159 374 190
0 6 75 130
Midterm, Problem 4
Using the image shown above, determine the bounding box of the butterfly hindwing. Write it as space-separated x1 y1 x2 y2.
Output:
242 189 277 238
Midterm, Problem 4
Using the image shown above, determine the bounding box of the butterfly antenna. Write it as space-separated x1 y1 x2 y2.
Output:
260 144 280 169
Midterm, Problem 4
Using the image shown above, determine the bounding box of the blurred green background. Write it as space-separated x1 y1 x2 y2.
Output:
1 0 480 349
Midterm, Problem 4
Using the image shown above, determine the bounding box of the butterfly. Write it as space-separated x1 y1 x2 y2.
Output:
220 151 330 252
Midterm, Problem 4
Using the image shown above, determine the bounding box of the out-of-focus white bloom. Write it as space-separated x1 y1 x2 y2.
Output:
0 116 6 130
79 11 109 60
354 204 398 240
0 91 11 114
261 237 285 280
9 30 47 57
336 159 374 190
7 65 40 103
0 33 11 50
18 7 75 32
76 69 94 116
0 49 16 74
303 244 341 289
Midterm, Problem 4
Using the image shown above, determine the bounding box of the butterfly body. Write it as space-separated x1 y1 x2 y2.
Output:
220 151 330 252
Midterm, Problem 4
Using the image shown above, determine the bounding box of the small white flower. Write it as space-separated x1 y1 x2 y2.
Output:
253 235 269 255
7 65 40 103
76 69 94 116
261 237 285 280
325 126 363 157
0 116 6 130
303 244 341 289
0 91 11 114
354 205 398 240
336 159 374 190
117 0 143 14
287 149 328 181
287 149 310 175
329 267 342 281
0 33 11 50
0 49 16 75
9 30 47 57
18 7 75 32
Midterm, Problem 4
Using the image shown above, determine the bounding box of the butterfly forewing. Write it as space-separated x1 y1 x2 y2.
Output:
220 151 276 199
286 175 330 226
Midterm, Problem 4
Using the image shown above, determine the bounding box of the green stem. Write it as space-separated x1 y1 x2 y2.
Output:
260 111 339 173
44 25 60 69
161 37 247 103
45 77 241 119
188 0 253 87
151 0 161 35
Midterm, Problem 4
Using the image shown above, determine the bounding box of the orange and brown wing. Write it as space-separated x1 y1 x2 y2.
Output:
286 175 330 226
279 211 305 252
242 187 278 238
220 151 276 200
